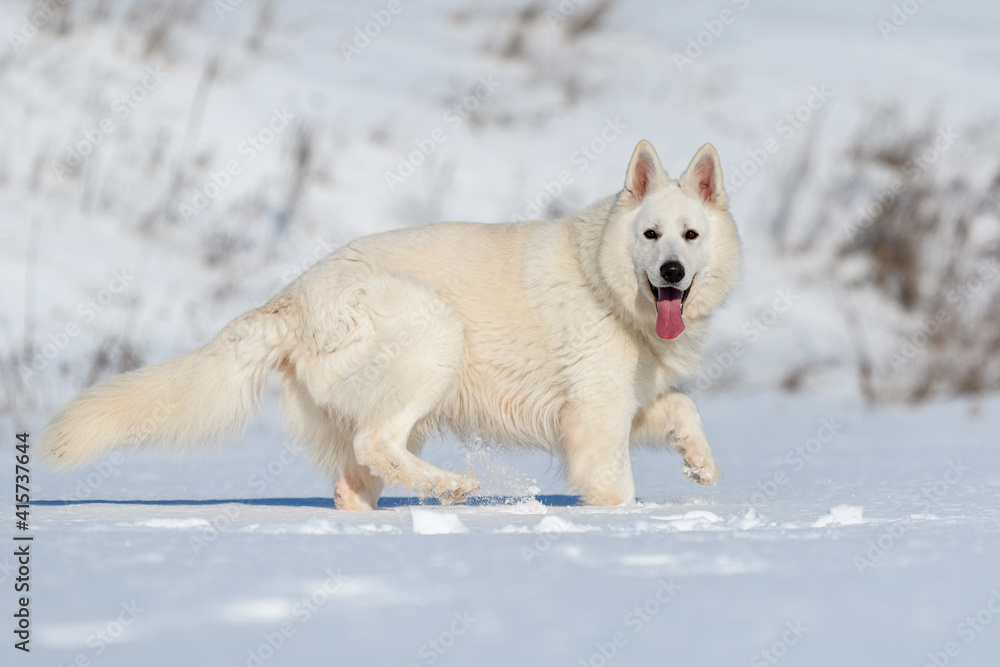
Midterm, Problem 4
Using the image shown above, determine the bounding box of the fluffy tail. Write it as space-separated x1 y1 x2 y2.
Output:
39 303 293 469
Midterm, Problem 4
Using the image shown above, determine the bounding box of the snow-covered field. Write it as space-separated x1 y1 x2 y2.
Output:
18 393 1000 666
2 0 999 665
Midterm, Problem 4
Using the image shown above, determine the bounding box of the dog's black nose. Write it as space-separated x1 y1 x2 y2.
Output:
660 261 685 284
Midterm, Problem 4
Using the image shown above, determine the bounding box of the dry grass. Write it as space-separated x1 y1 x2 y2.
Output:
0 334 144 417
817 107 1000 402
278 122 315 233
473 0 620 113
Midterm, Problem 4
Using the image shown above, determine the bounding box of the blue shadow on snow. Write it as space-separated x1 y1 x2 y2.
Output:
31 495 582 508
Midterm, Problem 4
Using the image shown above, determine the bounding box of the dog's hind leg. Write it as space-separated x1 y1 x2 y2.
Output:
354 412 477 504
333 465 383 511
336 428 433 509
323 273 477 503
280 371 384 510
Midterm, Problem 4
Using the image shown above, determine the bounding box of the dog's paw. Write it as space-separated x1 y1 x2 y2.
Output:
334 476 378 511
682 457 720 486
429 473 480 504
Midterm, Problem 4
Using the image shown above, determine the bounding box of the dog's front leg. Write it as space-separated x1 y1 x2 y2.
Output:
562 404 636 506
632 392 720 485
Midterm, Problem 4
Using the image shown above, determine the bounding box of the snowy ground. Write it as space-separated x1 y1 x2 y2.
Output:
10 392 1000 666
2 0 1000 665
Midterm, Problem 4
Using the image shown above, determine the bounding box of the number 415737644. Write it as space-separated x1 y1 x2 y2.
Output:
15 432 29 529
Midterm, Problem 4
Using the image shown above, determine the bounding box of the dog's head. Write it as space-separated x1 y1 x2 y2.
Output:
598 141 741 340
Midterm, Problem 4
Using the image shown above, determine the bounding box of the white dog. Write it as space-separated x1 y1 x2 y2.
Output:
40 140 741 509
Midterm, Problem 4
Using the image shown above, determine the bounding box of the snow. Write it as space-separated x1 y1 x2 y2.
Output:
2 0 1000 665
123 517 212 530
8 392 999 666
410 509 468 535
812 504 865 528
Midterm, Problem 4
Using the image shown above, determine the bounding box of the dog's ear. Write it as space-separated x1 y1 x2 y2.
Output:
623 140 667 205
680 144 728 210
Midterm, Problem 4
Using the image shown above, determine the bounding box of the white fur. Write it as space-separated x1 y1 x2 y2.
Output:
39 141 742 509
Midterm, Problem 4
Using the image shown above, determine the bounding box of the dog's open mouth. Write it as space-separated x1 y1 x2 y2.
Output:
648 279 692 340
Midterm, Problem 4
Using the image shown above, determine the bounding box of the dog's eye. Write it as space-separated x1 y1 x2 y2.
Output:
685 230 699 241
643 229 658 240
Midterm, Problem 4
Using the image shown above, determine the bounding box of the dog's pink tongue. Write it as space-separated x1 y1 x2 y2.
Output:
655 287 685 339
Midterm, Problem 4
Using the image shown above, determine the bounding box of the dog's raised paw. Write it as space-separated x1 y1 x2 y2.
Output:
683 457 719 486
